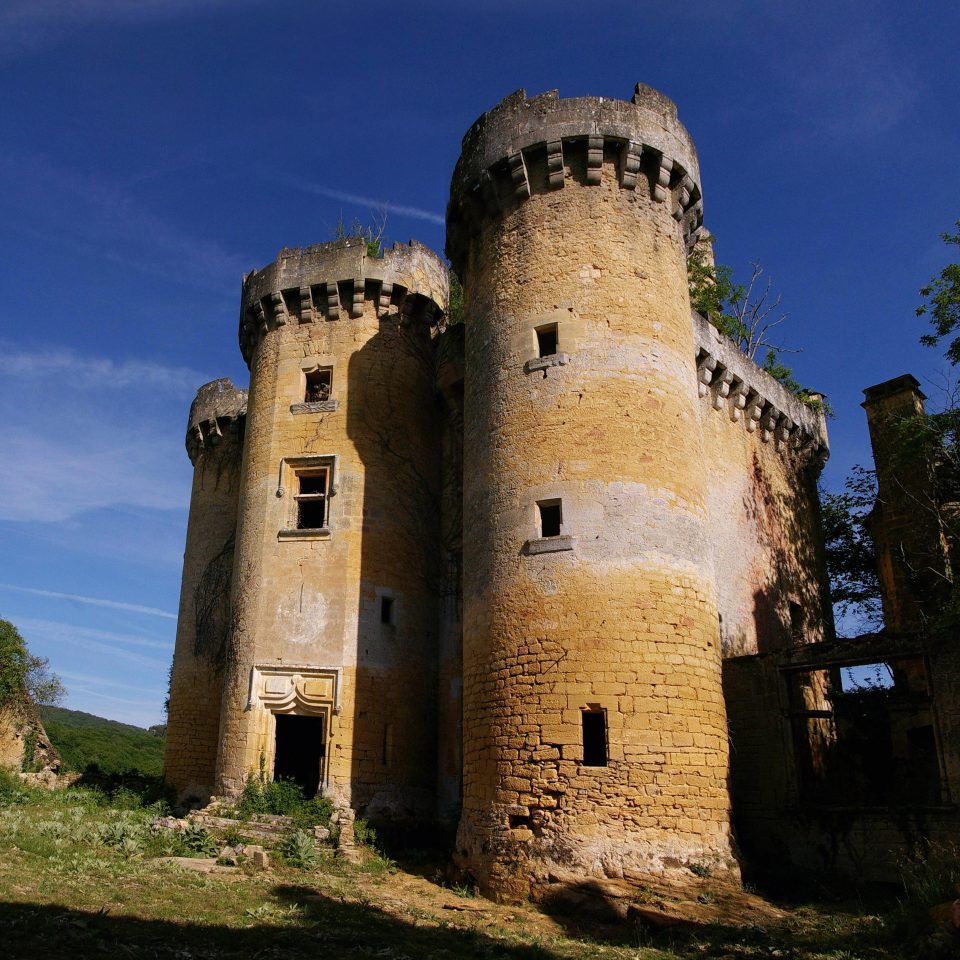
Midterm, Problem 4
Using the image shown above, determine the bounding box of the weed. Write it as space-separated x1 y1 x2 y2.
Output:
182 822 218 858
686 861 712 878
279 829 322 869
353 817 377 847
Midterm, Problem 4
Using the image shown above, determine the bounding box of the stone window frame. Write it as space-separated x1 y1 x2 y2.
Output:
525 495 574 555
580 704 609 769
520 307 579 376
277 454 339 541
291 359 339 414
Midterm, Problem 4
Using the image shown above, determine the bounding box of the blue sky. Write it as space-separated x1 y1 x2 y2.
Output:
1 0 958 727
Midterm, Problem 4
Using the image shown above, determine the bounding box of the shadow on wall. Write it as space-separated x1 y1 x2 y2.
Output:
344 303 443 823
745 448 835 655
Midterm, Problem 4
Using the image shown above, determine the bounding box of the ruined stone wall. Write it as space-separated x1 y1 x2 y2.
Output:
214 239 448 821
693 315 833 657
863 375 951 634
435 324 464 824
449 86 735 895
164 379 246 803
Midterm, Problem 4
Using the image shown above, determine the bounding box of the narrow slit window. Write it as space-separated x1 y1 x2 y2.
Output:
535 324 558 358
538 500 562 538
582 709 607 767
382 723 393 765
295 469 329 529
380 596 394 625
305 368 332 403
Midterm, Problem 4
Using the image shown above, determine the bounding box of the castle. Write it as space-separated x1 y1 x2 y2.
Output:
164 84 960 894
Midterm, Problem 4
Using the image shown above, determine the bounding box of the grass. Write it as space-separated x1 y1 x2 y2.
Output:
0 769 956 960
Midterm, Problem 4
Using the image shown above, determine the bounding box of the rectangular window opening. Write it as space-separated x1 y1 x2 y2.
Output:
582 709 608 767
305 369 332 403
382 723 393 765
380 596 394 625
787 657 941 807
535 324 558 358
538 500 562 538
295 468 329 530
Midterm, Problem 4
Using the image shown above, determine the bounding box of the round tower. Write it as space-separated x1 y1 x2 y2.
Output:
164 378 247 803
215 238 448 821
447 85 735 892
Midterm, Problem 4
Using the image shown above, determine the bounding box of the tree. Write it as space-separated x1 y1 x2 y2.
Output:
819 468 884 631
688 248 827 412
688 251 791 361
0 618 64 707
918 220 960 364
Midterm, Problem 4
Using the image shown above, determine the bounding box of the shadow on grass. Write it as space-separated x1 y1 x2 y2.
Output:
535 878 912 959
0 884 557 960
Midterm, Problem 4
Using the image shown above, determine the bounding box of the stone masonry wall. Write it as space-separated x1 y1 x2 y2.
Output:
164 379 246 802
214 240 447 821
693 315 833 657
450 87 735 896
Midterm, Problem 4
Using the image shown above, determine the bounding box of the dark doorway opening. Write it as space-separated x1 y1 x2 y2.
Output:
273 714 325 798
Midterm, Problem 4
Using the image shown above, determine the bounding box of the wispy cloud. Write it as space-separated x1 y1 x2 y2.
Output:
287 180 445 226
16 617 172 668
0 152 247 289
0 584 176 620
16 617 173 652
58 670 163 695
0 346 204 394
0 343 201 524
0 0 270 59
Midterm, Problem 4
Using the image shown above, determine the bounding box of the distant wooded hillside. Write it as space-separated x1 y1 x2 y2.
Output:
39 706 166 776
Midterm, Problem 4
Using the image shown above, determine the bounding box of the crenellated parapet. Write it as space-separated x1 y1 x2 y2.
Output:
239 237 450 365
446 83 704 273
692 312 829 468
185 378 248 465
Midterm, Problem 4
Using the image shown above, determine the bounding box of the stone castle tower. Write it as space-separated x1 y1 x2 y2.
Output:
165 83 833 894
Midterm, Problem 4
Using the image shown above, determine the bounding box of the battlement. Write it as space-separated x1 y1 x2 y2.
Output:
447 83 703 271
693 313 829 467
239 237 449 365
185 378 248 464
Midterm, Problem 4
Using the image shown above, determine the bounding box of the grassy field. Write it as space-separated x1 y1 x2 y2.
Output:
0 772 955 960
39 706 165 776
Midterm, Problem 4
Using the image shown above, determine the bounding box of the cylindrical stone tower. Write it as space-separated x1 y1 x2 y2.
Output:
215 238 448 821
164 378 247 803
447 85 736 893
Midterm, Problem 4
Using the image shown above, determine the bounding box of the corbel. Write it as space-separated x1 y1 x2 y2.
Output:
299 285 315 324
546 140 564 190
696 350 717 397
378 281 394 316
507 151 530 199
621 141 643 190
586 135 604 185
266 291 287 327
324 281 340 319
653 155 673 202
350 278 365 318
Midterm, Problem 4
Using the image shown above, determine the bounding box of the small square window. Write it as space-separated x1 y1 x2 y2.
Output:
305 369 332 403
295 468 329 530
538 500 562 538
535 324 558 358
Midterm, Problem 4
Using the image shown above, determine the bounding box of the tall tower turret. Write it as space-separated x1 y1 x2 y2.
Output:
215 238 449 820
164 378 247 802
447 85 736 892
